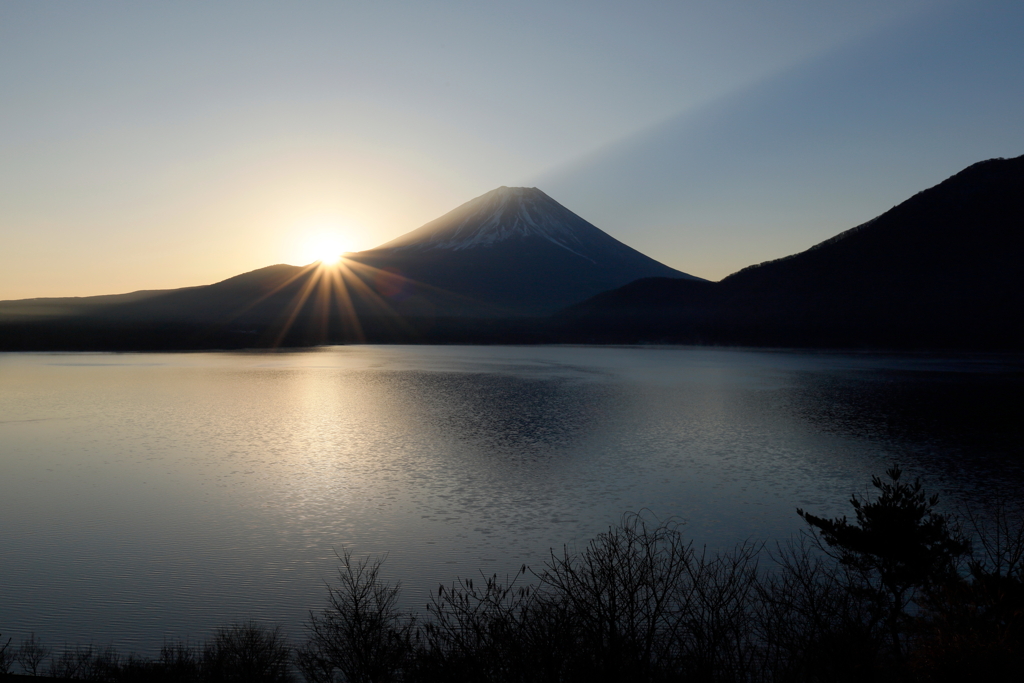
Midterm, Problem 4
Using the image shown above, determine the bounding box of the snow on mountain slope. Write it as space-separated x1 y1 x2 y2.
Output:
375 187 699 276
377 187 594 253
347 186 701 314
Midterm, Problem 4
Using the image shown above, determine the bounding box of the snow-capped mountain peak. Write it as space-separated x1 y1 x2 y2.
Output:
347 185 701 315
376 186 601 258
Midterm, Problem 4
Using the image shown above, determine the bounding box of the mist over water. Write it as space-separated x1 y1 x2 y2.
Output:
1 346 1021 654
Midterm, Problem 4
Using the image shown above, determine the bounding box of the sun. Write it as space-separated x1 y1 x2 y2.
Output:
302 233 348 266
317 251 342 266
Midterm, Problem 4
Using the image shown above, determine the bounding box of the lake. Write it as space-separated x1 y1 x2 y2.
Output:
1 345 1022 654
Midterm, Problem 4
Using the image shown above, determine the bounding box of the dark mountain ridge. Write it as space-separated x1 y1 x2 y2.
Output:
561 154 1024 348
2 156 1021 350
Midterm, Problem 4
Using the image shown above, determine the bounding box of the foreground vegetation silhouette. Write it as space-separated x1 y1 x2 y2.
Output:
3 467 1022 682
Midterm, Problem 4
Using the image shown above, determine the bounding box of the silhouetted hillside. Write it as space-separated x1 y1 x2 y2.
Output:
2 158 1021 350
559 155 1024 349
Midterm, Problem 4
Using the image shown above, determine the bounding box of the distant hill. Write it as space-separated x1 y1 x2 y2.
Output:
560 155 1024 349
0 264 308 326
0 289 178 320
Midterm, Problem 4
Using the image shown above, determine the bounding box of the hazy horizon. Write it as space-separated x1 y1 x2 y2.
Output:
3 1 1023 300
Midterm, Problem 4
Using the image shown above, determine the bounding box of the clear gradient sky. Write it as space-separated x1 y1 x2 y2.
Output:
2 0 1022 299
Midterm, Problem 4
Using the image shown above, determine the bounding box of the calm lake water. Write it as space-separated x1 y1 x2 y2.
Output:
2 345 1023 654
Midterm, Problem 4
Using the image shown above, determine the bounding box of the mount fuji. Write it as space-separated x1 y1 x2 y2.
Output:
0 186 697 348
347 186 700 315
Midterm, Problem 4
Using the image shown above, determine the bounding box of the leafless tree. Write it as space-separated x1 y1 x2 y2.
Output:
15 632 51 676
202 621 293 683
0 633 12 674
297 549 415 683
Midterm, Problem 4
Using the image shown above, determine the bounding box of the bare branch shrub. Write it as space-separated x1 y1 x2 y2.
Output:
298 549 414 683
673 542 763 681
535 511 696 681
964 499 1024 580
756 538 882 682
911 499 1024 680
201 621 293 683
417 566 564 682
15 632 51 676
47 643 95 680
0 633 11 675
159 639 201 681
